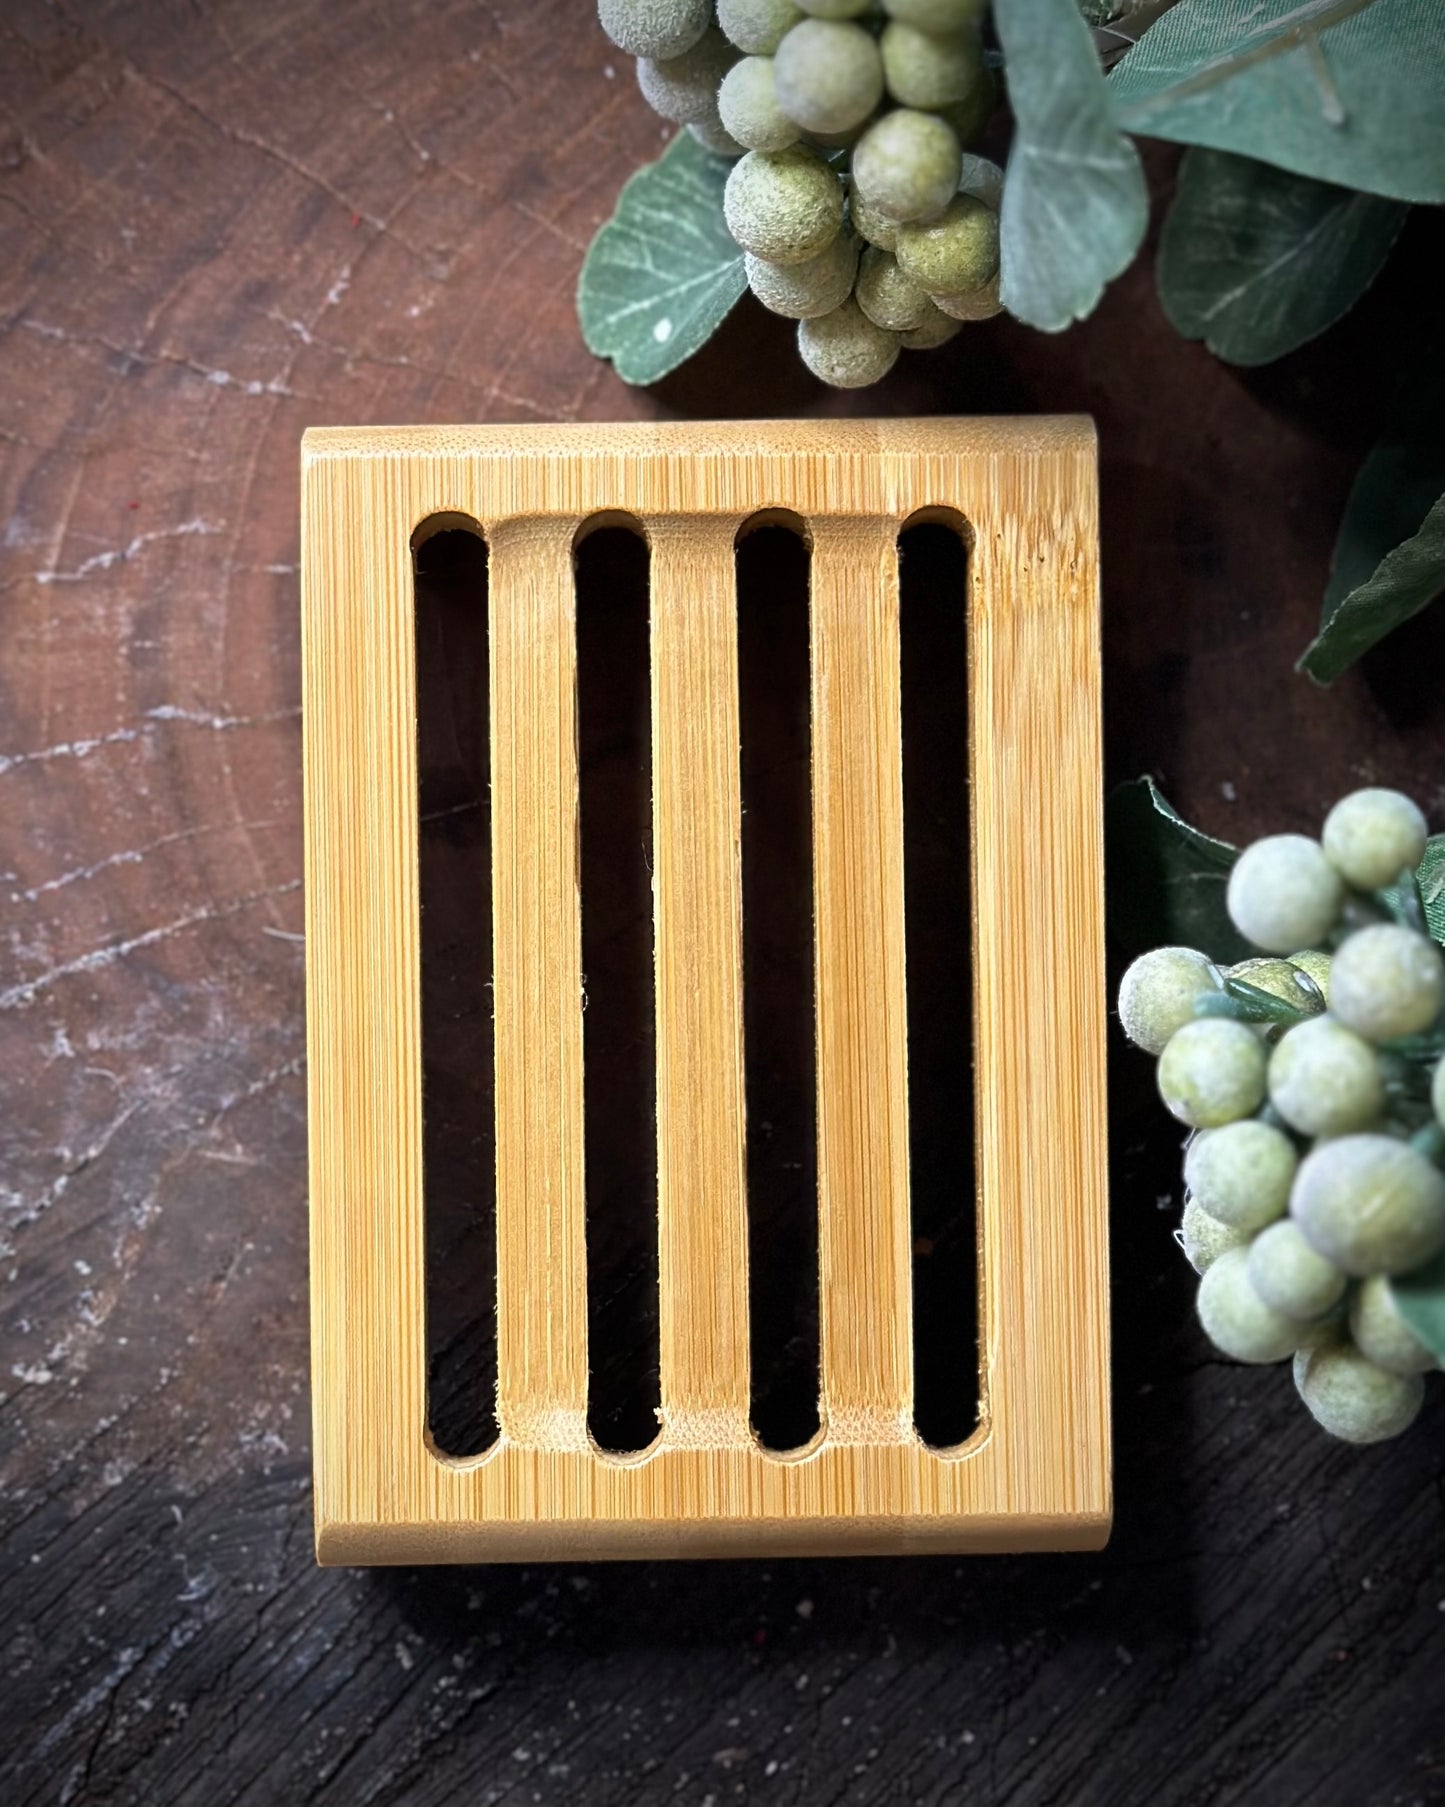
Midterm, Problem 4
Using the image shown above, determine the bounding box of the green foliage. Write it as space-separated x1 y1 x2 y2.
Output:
993 0 1148 331
1105 777 1252 964
577 0 1434 510
1111 0 1445 205
1390 1249 1445 1365
577 132 746 384
1158 148 1406 366
1370 837 1445 944
1300 498 1445 685
1413 839 1445 945
1299 365 1445 681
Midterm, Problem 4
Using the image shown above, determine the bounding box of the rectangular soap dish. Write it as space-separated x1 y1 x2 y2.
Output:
301 417 1109 1563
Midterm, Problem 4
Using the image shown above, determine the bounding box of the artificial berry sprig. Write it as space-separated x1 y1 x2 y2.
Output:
597 0 1001 387
1120 787 1444 1444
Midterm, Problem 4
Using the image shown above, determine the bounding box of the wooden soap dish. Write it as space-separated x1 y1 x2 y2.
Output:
301 417 1109 1564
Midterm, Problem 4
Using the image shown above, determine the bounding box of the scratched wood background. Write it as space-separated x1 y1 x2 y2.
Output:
2 3 1443 1804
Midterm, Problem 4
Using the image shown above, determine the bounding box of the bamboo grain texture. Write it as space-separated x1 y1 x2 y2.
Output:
301 418 1110 1563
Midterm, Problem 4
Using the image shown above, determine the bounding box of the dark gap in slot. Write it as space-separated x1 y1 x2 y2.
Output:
576 523 661 1454
415 521 498 1459
736 520 821 1453
899 517 978 1449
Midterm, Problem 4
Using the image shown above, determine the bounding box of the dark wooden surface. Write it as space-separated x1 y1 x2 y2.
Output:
3 4 1445 1803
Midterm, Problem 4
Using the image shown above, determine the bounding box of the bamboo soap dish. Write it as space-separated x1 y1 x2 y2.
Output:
301 417 1109 1564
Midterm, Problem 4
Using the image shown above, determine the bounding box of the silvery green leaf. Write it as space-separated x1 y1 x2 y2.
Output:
995 0 1149 332
578 132 746 385
1158 148 1407 366
1111 0 1445 205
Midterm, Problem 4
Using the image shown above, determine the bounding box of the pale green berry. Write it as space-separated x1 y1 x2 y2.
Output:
1322 787 1427 892
899 306 962 349
1291 1133 1445 1276
773 19 884 134
896 193 999 295
1197 1248 1301 1364
796 297 900 387
957 151 1003 211
856 245 936 331
1287 948 1332 1005
719 0 803 54
934 272 1001 321
851 109 962 224
1350 1273 1437 1375
1329 923 1444 1042
848 180 899 251
1179 1195 1251 1274
724 145 845 263
884 0 988 26
689 114 747 155
1247 1220 1346 1320
599 0 711 59
638 27 740 124
1291 1343 1327 1397
1226 834 1343 954
1117 946 1222 1056
745 231 858 318
1434 1053 1445 1129
1157 1018 1267 1129
1267 1015 1384 1138
719 57 800 151
1228 955 1326 1015
1294 1341 1425 1443
1184 1118 1295 1229
797 0 871 13
880 21 986 112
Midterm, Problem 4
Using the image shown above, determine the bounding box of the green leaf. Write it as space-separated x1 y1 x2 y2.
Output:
1105 776 1254 964
1418 838 1445 945
577 132 746 386
995 0 1149 332
1157 148 1406 366
1325 421 1445 619
1299 352 1445 680
1379 835 1445 945
1111 0 1445 205
1298 493 1445 683
1391 1249 1445 1366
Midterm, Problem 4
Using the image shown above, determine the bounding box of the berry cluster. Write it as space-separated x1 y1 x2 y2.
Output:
597 0 1000 386
1120 789 1444 1444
